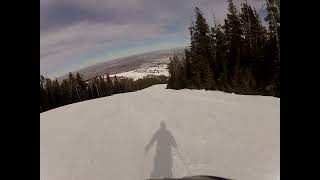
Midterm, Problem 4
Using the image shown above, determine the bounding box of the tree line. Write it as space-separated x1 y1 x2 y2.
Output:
40 72 167 113
167 0 280 97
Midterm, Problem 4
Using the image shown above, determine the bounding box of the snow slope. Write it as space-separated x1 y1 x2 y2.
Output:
107 64 169 80
40 85 280 180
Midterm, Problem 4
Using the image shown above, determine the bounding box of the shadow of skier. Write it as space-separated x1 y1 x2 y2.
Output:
145 121 177 179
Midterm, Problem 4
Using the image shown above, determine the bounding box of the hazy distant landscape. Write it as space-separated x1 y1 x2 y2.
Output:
58 47 185 81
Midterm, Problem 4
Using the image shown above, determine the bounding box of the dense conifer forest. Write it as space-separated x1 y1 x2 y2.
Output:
167 0 280 97
40 73 167 112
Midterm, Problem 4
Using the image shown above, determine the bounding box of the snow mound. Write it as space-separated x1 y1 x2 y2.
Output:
41 85 279 180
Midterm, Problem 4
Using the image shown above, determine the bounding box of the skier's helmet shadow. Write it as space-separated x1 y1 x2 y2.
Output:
145 121 177 179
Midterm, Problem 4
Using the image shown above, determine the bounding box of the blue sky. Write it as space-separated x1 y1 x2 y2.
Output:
40 0 267 78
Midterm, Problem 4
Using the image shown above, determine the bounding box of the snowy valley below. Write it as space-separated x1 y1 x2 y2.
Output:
108 63 169 81
41 84 280 180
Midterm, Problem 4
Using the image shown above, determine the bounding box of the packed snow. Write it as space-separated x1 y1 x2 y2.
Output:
106 64 169 80
41 85 280 180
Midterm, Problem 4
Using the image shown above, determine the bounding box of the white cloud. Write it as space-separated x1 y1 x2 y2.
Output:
40 21 172 77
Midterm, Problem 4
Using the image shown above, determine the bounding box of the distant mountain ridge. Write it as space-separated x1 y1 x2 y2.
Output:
58 47 186 81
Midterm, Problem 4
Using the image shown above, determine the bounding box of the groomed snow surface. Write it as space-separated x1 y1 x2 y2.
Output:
41 85 280 180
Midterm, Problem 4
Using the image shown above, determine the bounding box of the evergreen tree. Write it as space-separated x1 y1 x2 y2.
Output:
45 77 55 107
92 77 101 98
52 79 62 106
98 76 107 97
264 0 280 97
60 79 71 104
223 0 243 80
265 0 280 41
240 3 266 64
210 22 228 91
167 54 186 90
113 76 121 94
167 56 177 89
68 72 79 102
184 49 192 84
76 72 86 100
40 75 50 112
215 25 228 83
189 7 214 89
238 2 268 93
105 73 114 96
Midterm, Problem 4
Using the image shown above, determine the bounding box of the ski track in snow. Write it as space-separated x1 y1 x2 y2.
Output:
41 84 280 180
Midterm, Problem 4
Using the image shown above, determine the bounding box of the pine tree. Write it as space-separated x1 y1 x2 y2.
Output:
167 57 176 89
189 7 214 89
92 77 101 98
60 79 71 104
209 26 218 81
264 0 280 97
204 64 214 90
240 3 266 64
265 0 280 62
113 76 120 94
167 55 184 89
76 72 87 100
184 49 192 87
98 76 107 97
223 0 243 80
215 25 228 83
40 75 50 111
265 0 280 40
52 79 62 106
68 72 78 102
45 77 55 108
210 21 229 91
105 73 114 96
88 81 95 99
238 2 267 93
